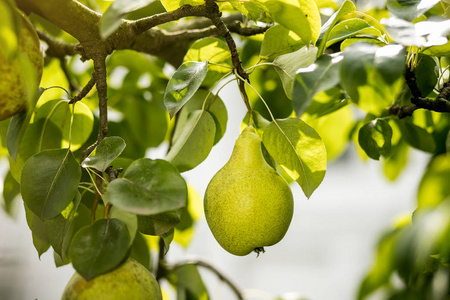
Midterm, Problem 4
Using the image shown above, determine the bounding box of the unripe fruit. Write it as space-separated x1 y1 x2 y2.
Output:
0 7 43 120
61 258 163 300
204 126 294 256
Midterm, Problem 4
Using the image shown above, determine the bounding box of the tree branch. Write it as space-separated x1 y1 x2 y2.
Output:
36 29 80 57
390 68 450 118
173 259 244 300
70 72 96 104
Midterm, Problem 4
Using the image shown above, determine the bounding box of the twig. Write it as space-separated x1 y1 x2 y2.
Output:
173 259 244 300
36 29 80 57
204 0 252 115
70 72 96 104
132 4 209 34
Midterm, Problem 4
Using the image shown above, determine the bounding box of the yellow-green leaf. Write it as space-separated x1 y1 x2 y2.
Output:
251 0 321 44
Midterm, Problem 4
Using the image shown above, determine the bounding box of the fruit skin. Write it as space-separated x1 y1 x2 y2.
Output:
61 258 163 300
204 126 294 256
0 8 43 121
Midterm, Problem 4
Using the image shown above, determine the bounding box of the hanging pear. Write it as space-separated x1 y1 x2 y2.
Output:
204 126 294 256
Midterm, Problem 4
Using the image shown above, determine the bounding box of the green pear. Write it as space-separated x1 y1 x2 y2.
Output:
204 126 294 256
0 6 43 121
61 258 162 300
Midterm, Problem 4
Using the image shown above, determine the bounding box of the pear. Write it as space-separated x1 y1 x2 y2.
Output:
61 258 162 300
204 126 294 256
0 7 43 121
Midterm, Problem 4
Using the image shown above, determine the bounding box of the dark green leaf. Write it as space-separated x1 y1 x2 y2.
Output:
415 55 438 97
138 208 183 236
317 0 356 55
358 119 393 160
293 53 343 117
110 206 138 244
397 120 436 153
8 119 62 183
262 118 327 198
104 158 187 215
69 218 131 280
123 96 168 149
43 192 82 256
21 149 81 219
6 87 44 159
81 136 126 172
24 203 51 257
164 61 208 118
166 110 216 172
161 228 174 254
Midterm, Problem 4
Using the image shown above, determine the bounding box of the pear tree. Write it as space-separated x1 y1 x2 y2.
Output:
1 0 450 298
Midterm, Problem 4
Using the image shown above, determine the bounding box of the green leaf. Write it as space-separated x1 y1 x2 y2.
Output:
6 87 44 159
273 46 318 99
262 118 327 198
69 218 131 280
160 228 174 254
415 54 438 97
317 0 356 56
174 263 209 300
164 61 208 118
173 89 227 145
104 158 187 215
383 18 450 47
260 25 303 59
251 0 321 44
340 43 406 114
123 95 168 149
383 140 409 181
166 110 216 172
129 233 151 271
229 1 264 21
340 37 387 50
397 120 436 153
183 37 232 87
387 0 440 21
43 192 82 256
358 119 393 160
1 171 20 216
34 100 94 151
21 149 81 219
101 0 155 38
417 154 450 207
81 136 126 172
160 0 204 11
138 208 183 236
110 206 138 244
326 19 382 49
9 118 62 183
293 53 343 117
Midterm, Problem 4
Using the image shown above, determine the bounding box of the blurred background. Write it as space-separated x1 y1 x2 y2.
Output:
0 81 430 300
